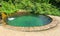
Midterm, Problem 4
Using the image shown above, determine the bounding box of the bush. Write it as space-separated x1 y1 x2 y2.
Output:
0 0 60 16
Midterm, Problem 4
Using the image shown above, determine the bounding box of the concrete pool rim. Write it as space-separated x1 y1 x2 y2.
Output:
2 15 58 31
1 10 58 31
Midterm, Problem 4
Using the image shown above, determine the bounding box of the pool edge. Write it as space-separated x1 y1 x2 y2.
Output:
2 15 58 31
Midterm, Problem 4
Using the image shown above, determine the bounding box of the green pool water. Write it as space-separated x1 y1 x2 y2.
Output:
5 15 52 27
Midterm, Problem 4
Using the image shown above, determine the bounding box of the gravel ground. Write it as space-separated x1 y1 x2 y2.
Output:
0 15 60 36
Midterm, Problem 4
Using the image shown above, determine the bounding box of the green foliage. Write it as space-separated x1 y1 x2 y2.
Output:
0 0 60 16
56 0 60 2
0 1 18 14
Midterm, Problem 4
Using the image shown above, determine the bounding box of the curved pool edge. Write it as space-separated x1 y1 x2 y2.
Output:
2 15 58 31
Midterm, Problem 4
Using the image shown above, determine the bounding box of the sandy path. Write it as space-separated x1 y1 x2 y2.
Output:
0 16 60 36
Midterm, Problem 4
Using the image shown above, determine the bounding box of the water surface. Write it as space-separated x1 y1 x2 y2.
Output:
5 15 52 27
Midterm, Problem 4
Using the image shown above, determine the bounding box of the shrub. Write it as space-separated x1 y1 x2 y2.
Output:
0 0 60 16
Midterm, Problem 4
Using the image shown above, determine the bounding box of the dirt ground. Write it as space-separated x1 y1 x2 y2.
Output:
0 15 60 36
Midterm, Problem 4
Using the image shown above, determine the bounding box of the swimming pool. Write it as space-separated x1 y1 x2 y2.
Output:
5 14 52 27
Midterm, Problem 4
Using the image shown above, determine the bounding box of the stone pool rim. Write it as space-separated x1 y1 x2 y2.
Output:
2 15 58 31
2 10 58 31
